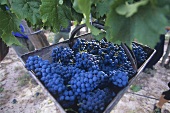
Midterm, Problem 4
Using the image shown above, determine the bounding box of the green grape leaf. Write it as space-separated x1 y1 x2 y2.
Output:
0 0 8 4
40 0 69 31
73 0 82 13
62 1 83 23
156 0 170 7
105 0 167 48
71 9 83 23
10 0 41 25
116 0 149 17
93 32 106 41
1 32 21 46
96 0 112 18
0 9 21 46
76 0 101 35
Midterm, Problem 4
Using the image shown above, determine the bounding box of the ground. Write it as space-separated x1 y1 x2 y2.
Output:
0 46 170 113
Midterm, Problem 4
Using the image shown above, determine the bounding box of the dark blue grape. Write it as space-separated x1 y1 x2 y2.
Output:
51 46 74 65
78 88 115 113
109 70 129 87
69 70 108 96
132 43 147 64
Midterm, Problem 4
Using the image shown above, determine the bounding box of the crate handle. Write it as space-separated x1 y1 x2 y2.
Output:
69 22 105 48
121 43 137 71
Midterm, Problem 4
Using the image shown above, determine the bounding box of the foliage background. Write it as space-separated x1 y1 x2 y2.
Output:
0 0 170 48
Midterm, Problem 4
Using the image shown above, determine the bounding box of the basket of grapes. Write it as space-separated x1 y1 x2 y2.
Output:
20 23 156 113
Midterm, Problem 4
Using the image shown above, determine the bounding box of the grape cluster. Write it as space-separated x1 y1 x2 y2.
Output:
72 38 87 53
25 56 43 77
58 89 76 108
109 70 129 87
132 43 147 64
41 73 66 94
75 52 99 71
59 90 75 101
51 64 82 83
26 58 66 95
25 38 148 113
51 46 74 64
119 61 137 77
86 40 101 55
78 88 115 113
69 70 107 96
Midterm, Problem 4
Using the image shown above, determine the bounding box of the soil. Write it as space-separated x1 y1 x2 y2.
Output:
0 47 170 113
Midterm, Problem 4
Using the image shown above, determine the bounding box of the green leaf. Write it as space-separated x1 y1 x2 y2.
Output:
156 0 170 7
96 0 112 18
93 32 106 41
130 84 142 92
76 0 101 35
0 0 8 4
11 0 41 25
0 9 21 46
62 1 83 23
105 0 167 48
73 0 81 13
116 0 149 17
40 0 69 31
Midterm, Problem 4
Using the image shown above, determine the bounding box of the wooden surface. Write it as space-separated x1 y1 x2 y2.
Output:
21 20 49 49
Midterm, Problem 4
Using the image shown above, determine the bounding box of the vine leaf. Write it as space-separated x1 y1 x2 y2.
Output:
156 0 170 7
76 0 101 35
73 0 81 13
93 32 106 41
0 9 21 46
0 0 8 4
106 0 167 48
96 0 112 18
116 0 148 17
11 0 41 25
40 0 69 31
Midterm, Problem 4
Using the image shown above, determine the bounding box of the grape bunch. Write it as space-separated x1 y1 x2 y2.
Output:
26 57 66 95
109 70 129 87
69 70 108 96
86 40 101 55
78 88 115 113
51 46 74 64
72 38 88 53
51 64 82 83
132 43 147 64
57 89 76 108
75 52 99 71
58 90 75 101
25 56 43 77
119 61 137 77
41 73 66 94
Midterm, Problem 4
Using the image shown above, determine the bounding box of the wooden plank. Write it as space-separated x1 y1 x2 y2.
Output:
21 20 49 49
